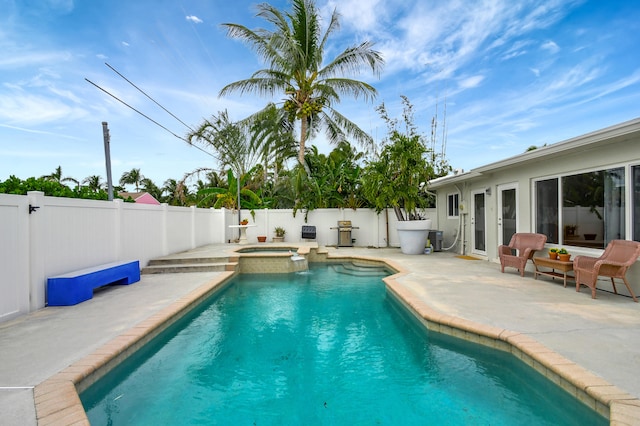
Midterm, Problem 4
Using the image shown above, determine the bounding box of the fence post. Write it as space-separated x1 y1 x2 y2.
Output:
162 203 169 256
113 198 123 261
265 209 270 241
190 205 196 249
221 207 229 243
209 208 216 244
27 191 46 310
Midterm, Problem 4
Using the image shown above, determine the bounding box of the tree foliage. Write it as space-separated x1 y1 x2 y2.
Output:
362 96 450 221
2 98 454 214
219 0 384 166
119 168 145 191
0 175 110 200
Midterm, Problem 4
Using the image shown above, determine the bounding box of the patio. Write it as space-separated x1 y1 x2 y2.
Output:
1 245 639 425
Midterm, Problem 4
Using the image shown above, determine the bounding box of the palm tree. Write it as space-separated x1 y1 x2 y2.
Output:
162 179 184 206
82 175 104 192
141 178 163 202
41 166 78 187
189 110 261 178
204 170 224 188
219 0 384 167
247 103 297 182
119 168 144 191
197 169 262 210
188 110 265 221
291 142 363 216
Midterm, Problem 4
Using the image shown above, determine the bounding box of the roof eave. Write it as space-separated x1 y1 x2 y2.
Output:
429 117 640 189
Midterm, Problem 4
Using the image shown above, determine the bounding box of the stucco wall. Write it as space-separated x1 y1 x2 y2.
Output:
431 129 640 298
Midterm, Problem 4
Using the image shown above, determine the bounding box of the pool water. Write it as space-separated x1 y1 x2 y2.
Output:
82 264 606 425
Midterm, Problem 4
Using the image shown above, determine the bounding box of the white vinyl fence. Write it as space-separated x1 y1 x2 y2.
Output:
0 192 437 323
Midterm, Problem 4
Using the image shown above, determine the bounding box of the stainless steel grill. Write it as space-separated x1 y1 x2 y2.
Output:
331 220 359 247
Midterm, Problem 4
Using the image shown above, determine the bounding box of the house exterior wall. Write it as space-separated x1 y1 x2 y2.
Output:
431 121 640 298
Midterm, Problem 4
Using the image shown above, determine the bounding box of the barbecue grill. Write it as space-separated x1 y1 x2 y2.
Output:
331 220 359 247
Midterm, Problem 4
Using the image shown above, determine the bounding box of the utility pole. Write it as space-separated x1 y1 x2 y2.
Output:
102 122 114 201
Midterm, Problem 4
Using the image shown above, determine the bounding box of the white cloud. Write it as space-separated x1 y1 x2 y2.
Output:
323 0 390 33
122 41 129 47
541 40 560 54
0 93 89 124
500 39 534 61
546 63 601 92
530 68 541 77
186 15 203 24
350 0 575 83
0 51 72 69
576 69 640 104
458 75 485 90
0 124 83 141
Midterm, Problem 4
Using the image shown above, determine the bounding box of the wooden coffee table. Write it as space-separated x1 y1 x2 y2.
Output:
533 257 574 287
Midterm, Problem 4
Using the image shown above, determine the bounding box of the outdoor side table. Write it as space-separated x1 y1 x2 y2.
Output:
228 224 256 244
532 257 574 287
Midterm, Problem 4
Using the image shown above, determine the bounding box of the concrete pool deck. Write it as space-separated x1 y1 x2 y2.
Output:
1 244 640 424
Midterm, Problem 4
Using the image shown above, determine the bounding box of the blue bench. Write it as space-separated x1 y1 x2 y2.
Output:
47 260 140 306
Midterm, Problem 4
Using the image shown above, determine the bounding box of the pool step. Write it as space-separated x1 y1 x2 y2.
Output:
330 263 389 277
142 256 238 274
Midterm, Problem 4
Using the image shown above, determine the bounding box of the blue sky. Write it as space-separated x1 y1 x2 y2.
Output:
2 0 639 189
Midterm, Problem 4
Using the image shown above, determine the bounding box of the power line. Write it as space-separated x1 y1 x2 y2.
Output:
84 78 214 159
105 62 196 133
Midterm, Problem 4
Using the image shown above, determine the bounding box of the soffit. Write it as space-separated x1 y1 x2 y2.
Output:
429 117 640 189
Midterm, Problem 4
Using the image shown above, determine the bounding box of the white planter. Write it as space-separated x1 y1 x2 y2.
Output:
396 219 432 255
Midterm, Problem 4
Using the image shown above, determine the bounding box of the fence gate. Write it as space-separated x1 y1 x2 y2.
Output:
0 195 30 322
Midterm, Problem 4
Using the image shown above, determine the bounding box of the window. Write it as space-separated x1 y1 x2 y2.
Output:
536 178 558 244
535 167 625 249
447 193 459 218
633 165 640 242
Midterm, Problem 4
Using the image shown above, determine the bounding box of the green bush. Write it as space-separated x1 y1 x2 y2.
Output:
0 175 111 201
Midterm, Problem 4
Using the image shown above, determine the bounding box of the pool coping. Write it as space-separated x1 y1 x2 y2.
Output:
33 251 640 425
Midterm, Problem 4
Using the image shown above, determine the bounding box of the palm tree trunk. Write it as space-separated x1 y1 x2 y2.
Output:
299 116 307 165
298 116 313 177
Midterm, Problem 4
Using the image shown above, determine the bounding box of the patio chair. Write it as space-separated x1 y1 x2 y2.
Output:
498 233 547 277
573 240 640 302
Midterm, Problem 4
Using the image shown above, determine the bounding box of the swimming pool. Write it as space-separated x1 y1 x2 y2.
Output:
81 264 606 425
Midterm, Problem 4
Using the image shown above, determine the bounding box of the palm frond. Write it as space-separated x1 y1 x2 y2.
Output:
219 0 385 169
321 41 384 78
323 108 374 149
220 76 284 98
317 7 341 58
318 78 377 102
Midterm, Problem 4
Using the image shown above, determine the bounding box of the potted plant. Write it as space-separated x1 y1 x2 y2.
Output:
361 97 450 254
557 248 571 262
273 227 285 242
240 218 249 225
257 236 267 243
548 248 559 259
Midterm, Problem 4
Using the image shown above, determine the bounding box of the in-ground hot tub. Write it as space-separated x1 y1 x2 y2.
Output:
234 245 309 273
